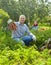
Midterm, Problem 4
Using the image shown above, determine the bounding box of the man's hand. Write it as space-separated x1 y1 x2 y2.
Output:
8 22 17 31
30 33 36 42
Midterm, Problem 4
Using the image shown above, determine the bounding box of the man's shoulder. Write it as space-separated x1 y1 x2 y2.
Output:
24 24 27 26
14 21 19 24
24 24 27 27
14 22 19 25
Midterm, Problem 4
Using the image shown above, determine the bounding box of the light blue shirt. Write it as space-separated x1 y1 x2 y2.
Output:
12 22 31 38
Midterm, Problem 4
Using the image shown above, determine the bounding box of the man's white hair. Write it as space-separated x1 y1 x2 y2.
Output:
19 15 26 19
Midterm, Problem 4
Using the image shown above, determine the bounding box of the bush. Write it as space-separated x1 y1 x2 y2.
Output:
0 47 51 65
31 28 51 48
0 9 10 27
0 25 51 65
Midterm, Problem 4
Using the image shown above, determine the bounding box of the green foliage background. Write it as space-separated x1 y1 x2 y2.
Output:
0 0 51 23
0 0 51 65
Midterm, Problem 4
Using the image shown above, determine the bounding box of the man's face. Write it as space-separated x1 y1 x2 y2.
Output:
19 16 26 24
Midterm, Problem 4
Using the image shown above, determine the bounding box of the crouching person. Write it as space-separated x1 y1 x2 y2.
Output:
7 15 36 46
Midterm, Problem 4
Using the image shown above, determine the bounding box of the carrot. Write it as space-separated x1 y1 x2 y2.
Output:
9 23 17 31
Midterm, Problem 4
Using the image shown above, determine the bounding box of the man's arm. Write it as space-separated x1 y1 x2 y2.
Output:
25 24 36 41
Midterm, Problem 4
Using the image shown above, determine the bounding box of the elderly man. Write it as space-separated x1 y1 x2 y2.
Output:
7 15 36 46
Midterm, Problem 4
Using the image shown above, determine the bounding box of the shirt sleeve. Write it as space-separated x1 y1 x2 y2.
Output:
25 24 36 41
25 24 31 35
14 22 18 26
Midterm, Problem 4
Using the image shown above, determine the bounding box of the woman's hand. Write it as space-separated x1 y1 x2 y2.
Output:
8 22 17 31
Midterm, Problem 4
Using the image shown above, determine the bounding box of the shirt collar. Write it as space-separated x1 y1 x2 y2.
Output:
19 22 24 26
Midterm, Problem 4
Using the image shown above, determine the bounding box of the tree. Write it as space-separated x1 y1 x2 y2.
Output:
0 0 18 20
0 0 49 23
0 9 10 27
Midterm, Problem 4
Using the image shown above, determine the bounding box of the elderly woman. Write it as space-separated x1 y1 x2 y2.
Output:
7 15 36 46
